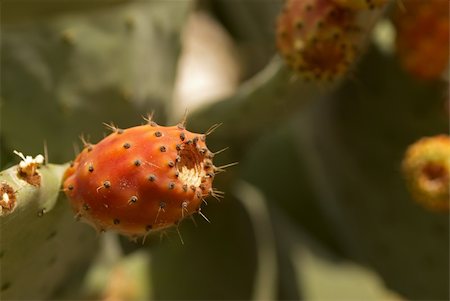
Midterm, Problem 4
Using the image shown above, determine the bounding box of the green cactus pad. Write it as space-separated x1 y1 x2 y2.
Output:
0 163 98 299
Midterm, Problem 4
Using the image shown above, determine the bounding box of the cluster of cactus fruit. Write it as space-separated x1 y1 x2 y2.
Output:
275 0 387 80
1 0 449 299
63 116 223 238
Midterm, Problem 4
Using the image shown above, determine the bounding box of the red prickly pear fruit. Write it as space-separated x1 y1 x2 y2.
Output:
331 0 387 10
63 119 219 237
394 0 449 81
276 0 360 81
402 135 450 213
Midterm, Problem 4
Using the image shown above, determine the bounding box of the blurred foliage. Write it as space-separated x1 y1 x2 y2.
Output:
1 0 448 300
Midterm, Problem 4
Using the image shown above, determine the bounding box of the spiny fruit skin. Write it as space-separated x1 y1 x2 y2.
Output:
331 0 387 10
276 0 360 81
394 0 449 81
63 121 217 236
402 135 450 213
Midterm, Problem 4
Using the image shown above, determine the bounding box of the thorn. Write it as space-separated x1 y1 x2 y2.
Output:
202 198 208 205
214 162 239 173
181 201 188 218
205 123 223 136
142 232 149 245
190 215 198 227
154 203 166 224
213 147 229 156
179 109 188 128
103 122 121 133
210 188 225 202
79 134 91 148
43 140 48 165
198 208 211 223
176 226 185 245
143 111 157 126
72 142 80 156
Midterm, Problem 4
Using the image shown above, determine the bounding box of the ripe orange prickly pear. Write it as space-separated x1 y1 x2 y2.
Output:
394 0 449 81
63 117 222 237
402 135 450 213
276 0 360 81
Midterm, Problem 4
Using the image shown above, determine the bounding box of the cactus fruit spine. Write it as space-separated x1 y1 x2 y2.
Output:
402 135 450 212
63 118 222 237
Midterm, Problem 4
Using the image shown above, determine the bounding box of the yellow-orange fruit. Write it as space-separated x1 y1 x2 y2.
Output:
402 135 450 212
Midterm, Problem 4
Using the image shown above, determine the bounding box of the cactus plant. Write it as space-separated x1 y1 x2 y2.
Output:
0 158 98 299
1 0 448 300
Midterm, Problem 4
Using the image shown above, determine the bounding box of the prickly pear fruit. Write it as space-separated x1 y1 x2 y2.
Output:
331 0 387 10
394 0 449 81
276 0 360 80
402 135 450 212
63 118 220 237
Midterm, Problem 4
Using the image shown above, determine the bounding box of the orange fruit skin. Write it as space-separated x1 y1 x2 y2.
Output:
63 124 215 236
395 0 449 81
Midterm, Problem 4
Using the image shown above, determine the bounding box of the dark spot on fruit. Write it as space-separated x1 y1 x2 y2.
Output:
148 174 156 182
123 142 131 149
160 146 167 152
87 146 93 152
68 184 74 190
193 137 199 144
103 181 111 188
159 201 166 209
176 144 182 151
186 140 192 145
134 160 141 166
176 156 181 162
88 164 94 172
155 131 162 137
168 182 175 190
168 161 175 168
70 161 74 167
117 129 124 134
182 184 188 192
174 171 179 177
129 196 138 204
113 218 120 225
180 132 186 141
